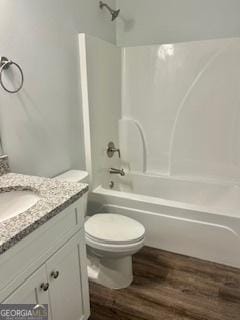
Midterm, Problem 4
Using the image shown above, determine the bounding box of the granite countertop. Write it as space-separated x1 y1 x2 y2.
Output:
0 156 88 254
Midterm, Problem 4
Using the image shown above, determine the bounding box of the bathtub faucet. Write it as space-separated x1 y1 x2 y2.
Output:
109 168 125 176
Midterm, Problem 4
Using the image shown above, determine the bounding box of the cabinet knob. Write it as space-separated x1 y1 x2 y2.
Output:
51 270 60 279
40 283 49 291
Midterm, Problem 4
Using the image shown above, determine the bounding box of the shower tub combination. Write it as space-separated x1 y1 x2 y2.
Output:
80 34 240 269
89 173 240 268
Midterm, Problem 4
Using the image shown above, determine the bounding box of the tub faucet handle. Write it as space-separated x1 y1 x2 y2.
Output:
107 142 121 158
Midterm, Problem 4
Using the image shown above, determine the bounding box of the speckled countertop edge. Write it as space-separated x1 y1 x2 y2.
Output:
0 172 88 255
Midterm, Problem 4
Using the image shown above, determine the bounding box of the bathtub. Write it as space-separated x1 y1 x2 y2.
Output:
89 173 240 268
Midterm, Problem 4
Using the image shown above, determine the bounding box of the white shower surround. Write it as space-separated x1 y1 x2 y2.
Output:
121 38 240 182
79 35 240 267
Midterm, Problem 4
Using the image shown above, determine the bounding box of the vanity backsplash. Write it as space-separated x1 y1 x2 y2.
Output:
0 156 10 176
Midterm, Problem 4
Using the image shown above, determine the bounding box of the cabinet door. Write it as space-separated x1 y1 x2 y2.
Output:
3 265 49 305
46 231 90 320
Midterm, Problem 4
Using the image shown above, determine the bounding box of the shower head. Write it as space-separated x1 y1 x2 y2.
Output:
111 8 120 21
99 1 120 21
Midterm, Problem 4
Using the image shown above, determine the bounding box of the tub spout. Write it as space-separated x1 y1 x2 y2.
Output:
109 168 125 176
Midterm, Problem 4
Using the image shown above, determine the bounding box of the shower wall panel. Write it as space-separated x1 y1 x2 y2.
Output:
121 38 240 182
79 34 121 188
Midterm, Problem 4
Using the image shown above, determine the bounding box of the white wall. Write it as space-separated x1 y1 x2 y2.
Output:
116 0 240 46
79 35 121 189
0 0 116 177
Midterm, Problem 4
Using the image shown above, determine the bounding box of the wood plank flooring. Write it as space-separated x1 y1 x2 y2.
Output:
89 247 240 320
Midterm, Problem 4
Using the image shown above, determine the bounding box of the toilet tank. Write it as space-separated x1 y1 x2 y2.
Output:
55 170 89 184
55 170 89 218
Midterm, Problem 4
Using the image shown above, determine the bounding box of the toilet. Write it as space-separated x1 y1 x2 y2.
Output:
56 170 145 290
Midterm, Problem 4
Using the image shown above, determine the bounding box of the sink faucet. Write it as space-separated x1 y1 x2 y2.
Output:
109 168 125 176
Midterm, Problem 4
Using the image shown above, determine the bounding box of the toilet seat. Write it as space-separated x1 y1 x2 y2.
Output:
86 232 145 246
86 233 145 254
85 214 145 246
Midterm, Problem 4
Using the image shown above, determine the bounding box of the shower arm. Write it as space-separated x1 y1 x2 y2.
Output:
99 1 120 21
99 1 112 12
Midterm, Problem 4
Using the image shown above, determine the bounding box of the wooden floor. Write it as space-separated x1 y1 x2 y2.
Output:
89 247 240 320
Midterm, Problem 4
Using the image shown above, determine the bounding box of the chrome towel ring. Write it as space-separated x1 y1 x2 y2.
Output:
0 56 24 94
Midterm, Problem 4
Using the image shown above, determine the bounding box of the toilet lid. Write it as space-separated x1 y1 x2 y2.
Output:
85 214 145 245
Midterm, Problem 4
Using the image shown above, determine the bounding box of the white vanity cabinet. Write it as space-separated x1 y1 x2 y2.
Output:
0 195 90 320
4 265 49 306
46 232 88 320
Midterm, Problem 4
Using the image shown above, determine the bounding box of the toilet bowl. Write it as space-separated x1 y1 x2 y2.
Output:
85 213 145 289
55 170 145 289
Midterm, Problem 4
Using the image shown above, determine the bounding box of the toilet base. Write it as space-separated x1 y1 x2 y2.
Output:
87 252 133 289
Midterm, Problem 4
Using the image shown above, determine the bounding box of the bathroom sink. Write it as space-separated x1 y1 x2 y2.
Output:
0 190 40 223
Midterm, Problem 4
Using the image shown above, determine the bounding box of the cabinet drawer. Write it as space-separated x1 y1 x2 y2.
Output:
0 195 87 301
